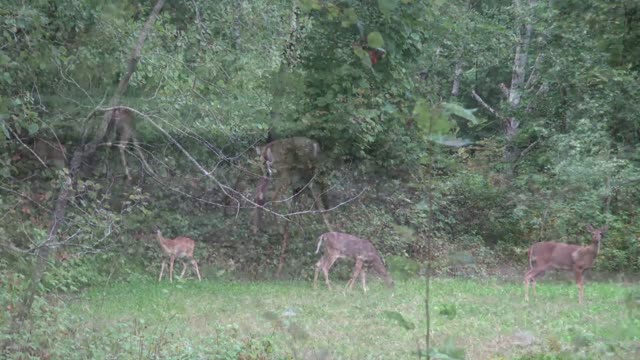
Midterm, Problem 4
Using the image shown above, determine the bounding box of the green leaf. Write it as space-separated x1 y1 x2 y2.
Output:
382 310 415 330
377 0 399 16
27 123 39 135
354 47 372 68
2 72 12 84
428 135 472 147
341 8 358 27
0 52 10 65
442 102 480 125
1 123 9 139
367 32 384 48
413 100 453 135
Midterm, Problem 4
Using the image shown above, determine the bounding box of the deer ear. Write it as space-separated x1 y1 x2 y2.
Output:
586 224 594 232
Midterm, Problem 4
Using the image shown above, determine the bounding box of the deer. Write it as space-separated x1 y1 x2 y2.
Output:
251 136 332 277
253 136 321 217
156 229 202 282
255 136 320 178
313 232 394 292
103 108 152 180
524 224 608 304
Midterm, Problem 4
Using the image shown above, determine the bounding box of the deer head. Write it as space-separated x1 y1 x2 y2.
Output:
255 136 319 177
252 137 324 233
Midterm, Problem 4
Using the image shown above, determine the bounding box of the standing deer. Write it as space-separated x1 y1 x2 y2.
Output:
156 229 202 282
314 232 394 292
252 136 332 277
524 224 608 304
103 108 151 180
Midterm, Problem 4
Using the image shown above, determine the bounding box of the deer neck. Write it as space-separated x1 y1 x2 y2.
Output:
157 233 170 251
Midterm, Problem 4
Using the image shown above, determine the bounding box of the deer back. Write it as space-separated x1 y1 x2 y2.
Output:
322 232 382 262
531 241 581 270
159 237 195 258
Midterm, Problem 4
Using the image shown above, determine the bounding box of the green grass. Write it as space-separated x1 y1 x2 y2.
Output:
16 277 640 359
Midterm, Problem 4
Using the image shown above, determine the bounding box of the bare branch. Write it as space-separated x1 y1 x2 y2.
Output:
471 90 505 121
6 127 48 168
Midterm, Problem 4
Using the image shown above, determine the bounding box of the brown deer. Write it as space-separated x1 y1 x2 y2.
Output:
156 229 202 282
524 224 608 304
313 232 394 292
255 136 320 177
253 137 321 217
103 108 150 180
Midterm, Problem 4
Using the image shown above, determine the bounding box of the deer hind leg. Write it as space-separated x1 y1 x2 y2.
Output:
360 266 368 292
169 256 175 283
313 256 324 289
525 266 546 301
118 143 131 180
191 258 202 281
159 261 167 282
575 270 584 304
322 255 339 289
179 260 189 278
347 258 364 291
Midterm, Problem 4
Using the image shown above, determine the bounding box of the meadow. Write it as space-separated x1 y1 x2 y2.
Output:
14 276 639 359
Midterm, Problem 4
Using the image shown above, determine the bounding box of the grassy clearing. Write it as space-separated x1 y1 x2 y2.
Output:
17 277 640 359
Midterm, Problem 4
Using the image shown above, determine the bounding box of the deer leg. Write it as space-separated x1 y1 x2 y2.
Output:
314 256 324 289
525 266 546 301
575 270 584 304
322 255 339 289
361 266 368 292
191 258 202 281
179 260 188 278
159 261 166 282
347 259 364 291
118 143 131 180
169 255 175 283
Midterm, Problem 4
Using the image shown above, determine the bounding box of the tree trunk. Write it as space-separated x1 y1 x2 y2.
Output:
3 0 166 352
504 0 536 178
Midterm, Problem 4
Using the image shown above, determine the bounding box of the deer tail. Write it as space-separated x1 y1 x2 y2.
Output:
315 234 324 254
528 246 534 269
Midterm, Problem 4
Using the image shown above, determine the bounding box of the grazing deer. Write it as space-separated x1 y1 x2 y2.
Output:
253 136 329 233
524 224 608 304
255 136 319 177
156 229 202 282
313 232 394 292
